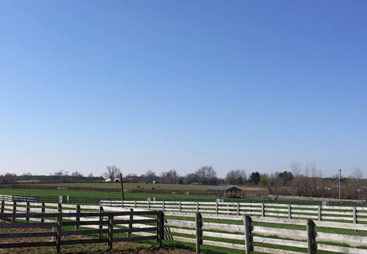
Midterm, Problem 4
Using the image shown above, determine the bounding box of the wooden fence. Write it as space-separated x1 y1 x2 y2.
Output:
101 200 367 224
2 200 367 253
163 211 367 254
0 201 163 253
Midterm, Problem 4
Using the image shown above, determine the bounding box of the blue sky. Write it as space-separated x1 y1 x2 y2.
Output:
0 0 366 177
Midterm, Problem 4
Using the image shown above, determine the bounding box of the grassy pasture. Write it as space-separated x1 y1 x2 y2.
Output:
0 187 215 201
37 182 209 191
0 182 271 203
0 185 330 205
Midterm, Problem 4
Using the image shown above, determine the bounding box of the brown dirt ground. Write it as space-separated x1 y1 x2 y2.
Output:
0 220 194 254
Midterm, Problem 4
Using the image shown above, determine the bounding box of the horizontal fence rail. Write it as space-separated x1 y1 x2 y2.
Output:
162 211 367 254
100 200 367 225
0 201 162 253
2 200 367 253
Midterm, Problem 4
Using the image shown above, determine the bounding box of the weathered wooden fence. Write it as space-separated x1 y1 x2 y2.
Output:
163 211 367 254
2 200 367 253
0 201 163 253
101 200 367 224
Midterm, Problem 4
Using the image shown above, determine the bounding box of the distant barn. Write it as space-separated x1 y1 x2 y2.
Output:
208 185 242 198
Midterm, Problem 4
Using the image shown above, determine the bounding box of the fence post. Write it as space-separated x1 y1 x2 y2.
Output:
179 201 182 213
41 202 45 223
134 200 137 209
108 215 114 250
307 219 317 254
243 215 253 254
288 204 292 219
12 201 16 223
237 203 240 216
0 200 4 214
147 200 150 210
157 211 164 247
121 200 124 208
162 201 165 212
353 207 357 224
99 206 104 239
128 208 133 237
26 202 30 223
75 205 80 231
318 206 322 221
196 202 199 213
195 212 203 253
261 203 265 217
56 204 63 254
215 201 218 214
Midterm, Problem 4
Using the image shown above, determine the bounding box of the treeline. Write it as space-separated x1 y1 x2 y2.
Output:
105 165 292 186
105 165 222 185
0 170 103 184
106 163 366 200
267 163 367 200
2 162 366 200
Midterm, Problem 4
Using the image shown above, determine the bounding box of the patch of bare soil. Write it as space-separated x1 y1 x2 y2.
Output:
70 245 195 254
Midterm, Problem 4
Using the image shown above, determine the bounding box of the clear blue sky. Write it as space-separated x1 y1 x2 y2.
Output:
1 0 366 177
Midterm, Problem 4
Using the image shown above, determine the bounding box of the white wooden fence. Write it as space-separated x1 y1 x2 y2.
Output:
100 200 367 224
2 200 367 253
162 211 367 254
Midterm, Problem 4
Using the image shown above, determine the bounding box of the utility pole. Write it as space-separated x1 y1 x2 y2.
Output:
338 169 342 203
119 173 125 200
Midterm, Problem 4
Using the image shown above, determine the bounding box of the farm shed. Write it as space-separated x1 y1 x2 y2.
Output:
208 185 242 198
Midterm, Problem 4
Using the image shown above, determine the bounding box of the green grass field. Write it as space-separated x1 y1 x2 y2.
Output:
37 182 209 191
0 182 272 203
0 184 327 205
0 187 215 201
3 181 349 206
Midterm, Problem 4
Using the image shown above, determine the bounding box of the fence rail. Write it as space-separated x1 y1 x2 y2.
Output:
100 200 367 224
163 211 367 254
0 194 113 204
0 201 162 253
2 200 367 253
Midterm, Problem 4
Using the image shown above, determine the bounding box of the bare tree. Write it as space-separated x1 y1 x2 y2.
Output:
71 171 83 177
291 161 302 176
142 170 159 182
196 166 217 185
225 170 246 185
353 168 363 179
160 169 179 184
104 165 121 181
1 173 17 183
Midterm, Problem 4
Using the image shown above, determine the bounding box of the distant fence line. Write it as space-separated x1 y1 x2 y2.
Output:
0 195 217 204
0 194 113 204
101 200 367 224
271 194 367 205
